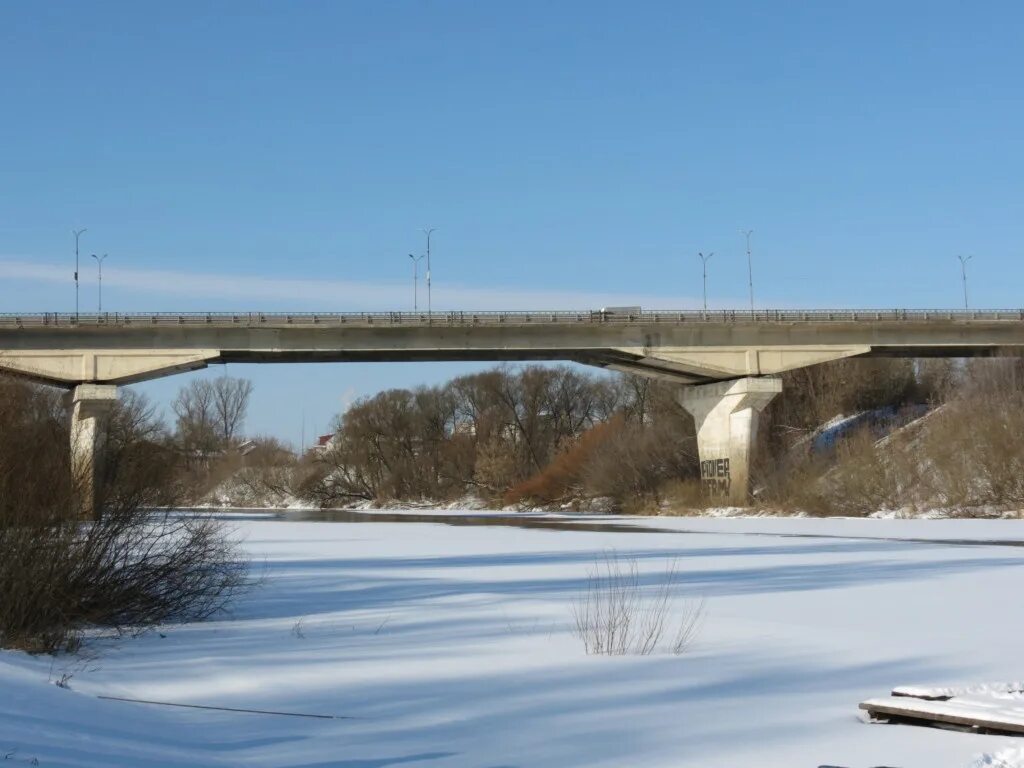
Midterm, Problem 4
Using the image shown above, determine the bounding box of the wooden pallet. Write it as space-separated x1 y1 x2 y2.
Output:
860 696 1024 736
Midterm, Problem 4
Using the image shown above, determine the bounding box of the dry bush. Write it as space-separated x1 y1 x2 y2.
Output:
234 468 293 505
757 421 928 516
0 509 244 653
814 429 909 515
572 553 704 656
172 448 245 505
767 358 921 443
752 357 953 515
754 452 833 515
218 437 302 507
657 479 713 515
504 418 623 506
0 378 69 521
915 363 1024 510
581 421 695 511
756 357 1024 516
471 435 521 497
0 377 246 653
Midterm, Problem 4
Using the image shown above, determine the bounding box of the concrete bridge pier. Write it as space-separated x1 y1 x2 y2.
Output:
67 384 118 520
678 377 782 506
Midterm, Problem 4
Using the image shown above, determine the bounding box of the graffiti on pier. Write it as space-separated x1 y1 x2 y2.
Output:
700 457 731 497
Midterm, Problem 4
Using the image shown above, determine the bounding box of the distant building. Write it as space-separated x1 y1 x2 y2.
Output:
314 433 337 452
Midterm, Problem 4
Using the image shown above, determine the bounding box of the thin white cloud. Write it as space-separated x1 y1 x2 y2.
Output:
0 257 731 310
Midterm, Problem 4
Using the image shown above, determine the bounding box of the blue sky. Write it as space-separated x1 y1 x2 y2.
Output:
2 1 1023 443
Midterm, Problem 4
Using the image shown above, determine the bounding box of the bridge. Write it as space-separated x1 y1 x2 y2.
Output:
4 308 1024 514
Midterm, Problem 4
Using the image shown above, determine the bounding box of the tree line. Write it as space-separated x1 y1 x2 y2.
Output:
9 354 1019 517
300 366 696 510
299 356 1024 516
75 356 1024 518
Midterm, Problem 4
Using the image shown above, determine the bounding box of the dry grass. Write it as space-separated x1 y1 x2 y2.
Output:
572 553 704 656
755 359 1024 516
656 479 713 515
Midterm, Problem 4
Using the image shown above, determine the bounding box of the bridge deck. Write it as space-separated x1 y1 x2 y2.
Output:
2 309 1024 328
3 309 1024 387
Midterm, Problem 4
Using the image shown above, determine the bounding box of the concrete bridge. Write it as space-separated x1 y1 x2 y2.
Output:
4 308 1024 513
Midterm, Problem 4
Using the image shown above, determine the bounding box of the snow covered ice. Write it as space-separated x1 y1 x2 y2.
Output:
3 512 1024 767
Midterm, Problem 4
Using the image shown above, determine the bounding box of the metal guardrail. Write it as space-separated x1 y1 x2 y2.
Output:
1 309 1023 328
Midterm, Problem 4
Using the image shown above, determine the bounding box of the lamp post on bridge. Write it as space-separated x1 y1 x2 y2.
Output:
91 253 108 313
742 229 754 312
408 253 425 311
73 228 87 320
421 227 436 316
698 251 714 313
957 254 973 309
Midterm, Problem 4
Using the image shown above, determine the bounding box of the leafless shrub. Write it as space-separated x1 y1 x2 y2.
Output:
0 377 247 654
916 363 1024 511
572 553 704 656
0 505 246 654
672 596 705 654
582 421 695 510
815 428 910 515
765 358 924 447
657 479 713 515
505 418 625 506
755 356 1024 516
208 437 304 507
53 672 73 689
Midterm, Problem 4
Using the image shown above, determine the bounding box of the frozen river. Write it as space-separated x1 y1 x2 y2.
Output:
3 511 1024 767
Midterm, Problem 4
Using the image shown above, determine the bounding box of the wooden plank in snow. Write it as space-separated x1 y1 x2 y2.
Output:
860 697 1024 736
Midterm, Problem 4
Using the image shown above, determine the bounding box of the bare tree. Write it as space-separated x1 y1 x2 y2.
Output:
172 379 217 457
172 376 253 455
211 376 254 445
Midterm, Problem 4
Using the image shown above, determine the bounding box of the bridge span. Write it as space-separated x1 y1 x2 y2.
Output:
4 308 1024 513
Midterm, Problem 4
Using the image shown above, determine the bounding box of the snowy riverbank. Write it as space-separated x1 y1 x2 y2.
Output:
3 513 1024 767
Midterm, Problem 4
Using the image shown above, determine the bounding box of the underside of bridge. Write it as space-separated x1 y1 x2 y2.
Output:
0 345 876 386
0 345 866 512
4 310 1024 513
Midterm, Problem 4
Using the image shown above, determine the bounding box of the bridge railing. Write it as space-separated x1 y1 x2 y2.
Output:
1 309 1024 328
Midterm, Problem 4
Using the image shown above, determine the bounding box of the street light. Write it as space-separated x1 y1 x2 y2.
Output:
421 227 436 315
957 254 973 309
742 229 754 312
698 251 714 313
408 253 425 311
91 253 108 313
73 228 87 319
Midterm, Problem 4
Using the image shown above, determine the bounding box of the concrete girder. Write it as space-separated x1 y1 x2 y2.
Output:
613 346 872 379
677 377 783 506
0 349 220 387
573 352 708 384
600 362 704 384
